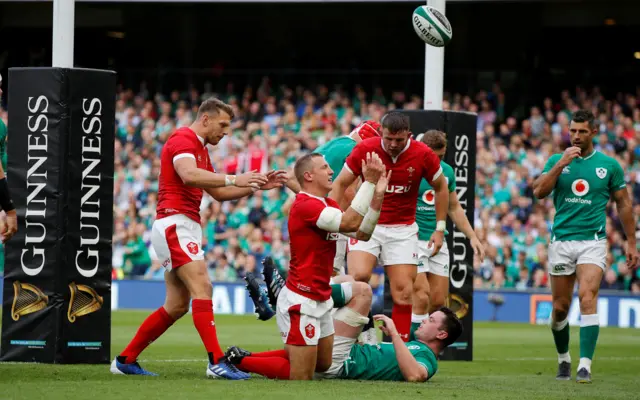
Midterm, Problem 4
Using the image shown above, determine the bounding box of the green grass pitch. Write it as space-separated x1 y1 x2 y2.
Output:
0 311 638 400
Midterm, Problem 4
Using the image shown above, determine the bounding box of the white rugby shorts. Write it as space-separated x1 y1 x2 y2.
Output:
347 223 419 266
276 286 334 346
548 239 607 275
151 214 204 271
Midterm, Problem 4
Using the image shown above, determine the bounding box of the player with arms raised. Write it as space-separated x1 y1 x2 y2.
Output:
330 112 449 341
285 120 381 275
411 130 484 335
111 98 286 379
533 109 639 383
243 151 388 380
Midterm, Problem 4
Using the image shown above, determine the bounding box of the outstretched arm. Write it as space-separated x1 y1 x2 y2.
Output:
328 167 358 209
175 157 267 189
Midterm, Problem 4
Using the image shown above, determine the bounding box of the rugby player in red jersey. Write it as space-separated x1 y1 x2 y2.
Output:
111 98 286 379
329 112 448 342
230 151 389 380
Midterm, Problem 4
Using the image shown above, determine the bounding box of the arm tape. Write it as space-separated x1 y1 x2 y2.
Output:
0 178 15 212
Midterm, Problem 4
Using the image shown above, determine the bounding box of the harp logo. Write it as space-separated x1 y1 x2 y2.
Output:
67 282 104 323
11 281 49 321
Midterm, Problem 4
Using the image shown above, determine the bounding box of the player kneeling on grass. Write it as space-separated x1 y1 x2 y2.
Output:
242 152 389 380
230 279 462 382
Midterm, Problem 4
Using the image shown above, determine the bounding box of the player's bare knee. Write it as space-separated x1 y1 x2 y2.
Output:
430 292 446 311
351 270 372 283
578 290 598 313
190 279 212 300
413 289 429 308
164 302 189 320
552 300 570 321
391 283 413 304
352 281 372 301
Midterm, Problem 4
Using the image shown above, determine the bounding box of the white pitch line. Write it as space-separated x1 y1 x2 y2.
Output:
138 356 640 363
476 356 640 361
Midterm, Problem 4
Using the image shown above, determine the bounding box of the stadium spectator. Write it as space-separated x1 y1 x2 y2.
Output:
7 81 638 293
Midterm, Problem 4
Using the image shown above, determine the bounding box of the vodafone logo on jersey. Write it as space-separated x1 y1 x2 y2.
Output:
571 179 590 197
422 189 435 205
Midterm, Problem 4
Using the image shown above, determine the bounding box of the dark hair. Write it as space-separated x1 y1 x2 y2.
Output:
421 130 447 150
294 153 323 185
197 97 235 120
571 109 595 130
381 112 410 134
437 307 463 348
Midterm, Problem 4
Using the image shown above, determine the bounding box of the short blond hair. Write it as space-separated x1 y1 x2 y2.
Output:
197 97 234 120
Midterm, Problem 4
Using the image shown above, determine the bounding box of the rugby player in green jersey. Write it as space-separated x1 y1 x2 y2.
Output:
411 130 484 335
533 109 639 383
228 278 462 382
0 73 17 244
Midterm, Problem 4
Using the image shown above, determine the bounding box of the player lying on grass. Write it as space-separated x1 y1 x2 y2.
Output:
233 276 462 382
411 130 485 335
256 152 388 380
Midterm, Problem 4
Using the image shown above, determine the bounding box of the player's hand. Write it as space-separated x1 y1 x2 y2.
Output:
375 169 392 196
260 170 288 190
373 314 399 337
428 230 444 257
471 236 486 260
625 243 639 269
361 152 385 184
236 170 269 190
2 209 17 243
558 146 581 167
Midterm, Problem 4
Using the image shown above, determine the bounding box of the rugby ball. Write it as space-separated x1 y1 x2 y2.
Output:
412 6 453 47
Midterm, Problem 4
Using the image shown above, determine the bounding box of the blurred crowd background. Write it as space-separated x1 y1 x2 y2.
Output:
1 80 640 293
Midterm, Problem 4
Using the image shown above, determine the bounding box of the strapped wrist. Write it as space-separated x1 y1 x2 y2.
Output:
225 175 237 187
0 178 14 212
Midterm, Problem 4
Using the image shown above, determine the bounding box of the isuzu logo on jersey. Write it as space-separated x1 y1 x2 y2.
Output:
571 179 590 197
386 185 411 193
422 189 435 205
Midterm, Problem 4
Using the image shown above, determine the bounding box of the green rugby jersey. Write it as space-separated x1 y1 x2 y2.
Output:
416 161 456 241
313 136 356 179
0 118 7 172
341 341 438 382
542 150 626 241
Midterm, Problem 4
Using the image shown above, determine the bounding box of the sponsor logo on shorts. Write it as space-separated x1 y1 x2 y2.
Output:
413 253 418 259
349 238 358 246
553 264 567 273
422 189 435 205
444 264 449 271
305 324 315 339
186 242 199 255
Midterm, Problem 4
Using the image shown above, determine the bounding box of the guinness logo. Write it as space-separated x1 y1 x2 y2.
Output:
447 293 469 319
68 282 103 323
11 281 48 321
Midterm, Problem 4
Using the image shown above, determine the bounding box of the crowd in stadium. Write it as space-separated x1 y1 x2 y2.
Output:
5 80 638 293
